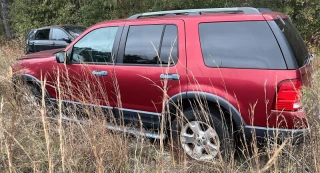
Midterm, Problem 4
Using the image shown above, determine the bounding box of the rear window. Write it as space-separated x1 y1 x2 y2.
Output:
199 21 286 69
275 19 309 68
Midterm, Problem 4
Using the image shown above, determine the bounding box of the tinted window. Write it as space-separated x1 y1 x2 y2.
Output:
160 25 178 65
124 25 164 64
52 28 69 40
199 21 286 69
72 27 118 63
275 19 309 67
35 29 50 40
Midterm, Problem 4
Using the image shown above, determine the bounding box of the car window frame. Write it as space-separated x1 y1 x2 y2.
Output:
116 23 179 67
68 25 123 65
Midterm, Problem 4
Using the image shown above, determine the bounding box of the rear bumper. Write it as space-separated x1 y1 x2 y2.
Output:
240 110 309 144
243 126 310 144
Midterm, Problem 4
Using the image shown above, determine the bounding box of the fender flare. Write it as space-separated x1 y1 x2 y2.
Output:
168 91 246 128
12 74 51 98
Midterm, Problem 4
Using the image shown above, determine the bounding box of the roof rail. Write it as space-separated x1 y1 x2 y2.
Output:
257 8 272 13
128 7 263 19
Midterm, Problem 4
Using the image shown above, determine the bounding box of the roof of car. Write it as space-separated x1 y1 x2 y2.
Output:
93 7 286 26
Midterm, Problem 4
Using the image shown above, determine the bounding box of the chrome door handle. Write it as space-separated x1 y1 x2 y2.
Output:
160 73 180 80
92 70 108 76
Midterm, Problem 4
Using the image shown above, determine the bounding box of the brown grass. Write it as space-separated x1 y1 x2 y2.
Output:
0 42 319 172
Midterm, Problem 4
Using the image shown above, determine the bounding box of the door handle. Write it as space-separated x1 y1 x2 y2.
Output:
160 73 180 80
92 70 108 76
52 42 55 46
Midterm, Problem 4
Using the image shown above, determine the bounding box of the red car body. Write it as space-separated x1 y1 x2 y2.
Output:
13 8 311 142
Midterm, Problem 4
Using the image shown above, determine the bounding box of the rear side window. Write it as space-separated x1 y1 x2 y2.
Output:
275 19 309 68
35 29 50 40
160 25 178 65
199 21 286 69
124 25 163 64
123 24 178 65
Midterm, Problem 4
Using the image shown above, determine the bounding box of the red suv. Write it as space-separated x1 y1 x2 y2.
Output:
12 7 311 161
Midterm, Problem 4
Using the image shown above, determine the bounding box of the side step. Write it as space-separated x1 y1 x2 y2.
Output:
49 116 167 140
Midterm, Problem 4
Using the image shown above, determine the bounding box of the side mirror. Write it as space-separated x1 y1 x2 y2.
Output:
62 37 72 43
55 51 66 63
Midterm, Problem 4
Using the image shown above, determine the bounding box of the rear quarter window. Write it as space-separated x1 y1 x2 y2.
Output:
275 19 309 68
199 21 287 69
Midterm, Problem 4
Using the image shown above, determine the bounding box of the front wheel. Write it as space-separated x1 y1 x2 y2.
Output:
171 107 234 161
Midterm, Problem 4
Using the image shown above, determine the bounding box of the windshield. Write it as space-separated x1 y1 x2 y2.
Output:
275 18 309 67
63 26 86 38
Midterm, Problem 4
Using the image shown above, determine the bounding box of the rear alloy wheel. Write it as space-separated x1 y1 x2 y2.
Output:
171 107 234 161
180 121 220 160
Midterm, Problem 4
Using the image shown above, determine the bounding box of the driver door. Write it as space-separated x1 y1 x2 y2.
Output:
57 26 122 108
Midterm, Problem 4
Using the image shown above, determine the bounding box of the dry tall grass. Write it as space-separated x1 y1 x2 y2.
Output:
0 42 319 172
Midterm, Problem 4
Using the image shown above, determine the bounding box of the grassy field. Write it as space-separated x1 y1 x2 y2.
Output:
0 42 320 173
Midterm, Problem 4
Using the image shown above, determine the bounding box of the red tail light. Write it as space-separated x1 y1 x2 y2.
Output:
274 79 302 111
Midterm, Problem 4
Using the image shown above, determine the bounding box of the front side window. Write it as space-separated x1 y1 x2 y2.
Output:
199 21 286 69
52 28 69 40
35 29 50 40
72 27 118 63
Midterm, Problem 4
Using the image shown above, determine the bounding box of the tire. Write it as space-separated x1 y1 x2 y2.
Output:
24 44 30 55
16 83 41 105
171 107 234 161
16 83 55 113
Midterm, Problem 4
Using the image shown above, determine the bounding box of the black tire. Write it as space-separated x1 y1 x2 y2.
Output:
16 83 40 103
24 44 30 55
15 83 56 113
171 107 234 161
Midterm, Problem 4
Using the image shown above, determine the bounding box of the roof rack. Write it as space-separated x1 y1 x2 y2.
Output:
128 7 268 19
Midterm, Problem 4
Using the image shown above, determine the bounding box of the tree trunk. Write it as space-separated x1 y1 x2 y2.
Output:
1 0 12 39
0 9 3 36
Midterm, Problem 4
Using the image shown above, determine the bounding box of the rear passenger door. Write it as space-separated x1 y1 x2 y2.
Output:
51 28 71 49
113 20 187 128
33 28 52 52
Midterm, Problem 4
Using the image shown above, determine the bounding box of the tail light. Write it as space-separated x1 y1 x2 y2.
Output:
273 79 302 111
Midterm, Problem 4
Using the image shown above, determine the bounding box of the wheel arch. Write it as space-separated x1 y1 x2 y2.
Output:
168 92 246 130
12 74 51 98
